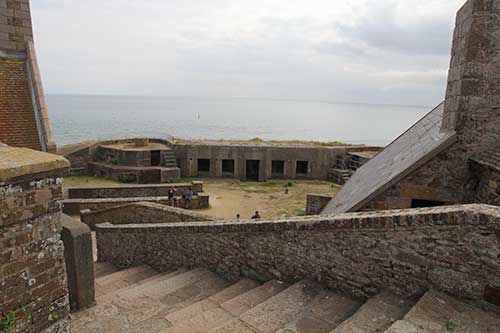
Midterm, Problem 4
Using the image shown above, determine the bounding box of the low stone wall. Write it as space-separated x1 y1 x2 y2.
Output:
0 147 70 333
66 181 203 199
81 202 212 230
306 193 334 215
96 204 500 304
62 193 210 215
88 162 181 183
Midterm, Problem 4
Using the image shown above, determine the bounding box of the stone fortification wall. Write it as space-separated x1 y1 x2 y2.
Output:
96 204 500 303
66 181 204 199
81 202 211 230
0 147 70 333
174 143 376 181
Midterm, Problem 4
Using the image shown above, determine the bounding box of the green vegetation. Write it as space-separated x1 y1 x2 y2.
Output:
63 175 122 187
0 311 16 331
445 320 457 332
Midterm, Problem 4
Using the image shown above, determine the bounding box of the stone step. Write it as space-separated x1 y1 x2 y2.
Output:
168 280 286 333
94 262 119 279
291 289 362 332
385 290 500 333
125 271 233 332
332 292 414 333
165 279 260 326
70 269 229 333
95 265 160 297
96 270 184 304
220 280 288 317
213 280 338 333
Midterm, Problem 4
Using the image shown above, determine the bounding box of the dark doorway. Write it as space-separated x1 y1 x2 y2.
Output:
198 159 210 173
151 151 161 166
272 160 285 177
296 161 309 175
411 199 445 208
222 159 235 174
246 160 260 181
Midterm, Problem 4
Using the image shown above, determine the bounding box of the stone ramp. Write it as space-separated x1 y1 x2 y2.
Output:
70 264 500 333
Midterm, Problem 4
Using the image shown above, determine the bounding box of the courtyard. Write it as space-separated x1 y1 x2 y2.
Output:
63 176 341 219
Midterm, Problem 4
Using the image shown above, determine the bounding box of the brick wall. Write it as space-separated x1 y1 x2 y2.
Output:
0 0 33 52
0 147 70 333
0 56 41 150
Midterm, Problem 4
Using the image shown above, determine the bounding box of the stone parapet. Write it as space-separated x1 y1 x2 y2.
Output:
96 204 500 304
0 147 70 333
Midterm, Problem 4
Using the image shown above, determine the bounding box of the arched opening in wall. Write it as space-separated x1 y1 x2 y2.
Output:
411 199 445 208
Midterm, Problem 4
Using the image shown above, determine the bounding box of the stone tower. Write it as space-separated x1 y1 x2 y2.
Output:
442 0 500 149
322 0 500 215
0 0 56 152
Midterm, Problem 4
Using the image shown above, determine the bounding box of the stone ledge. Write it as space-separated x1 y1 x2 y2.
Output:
0 147 69 182
95 204 500 234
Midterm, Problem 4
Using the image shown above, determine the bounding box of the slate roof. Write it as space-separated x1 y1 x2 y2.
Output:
322 102 457 215
470 148 500 172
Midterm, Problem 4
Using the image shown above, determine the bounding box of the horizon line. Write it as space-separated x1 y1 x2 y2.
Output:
44 93 434 110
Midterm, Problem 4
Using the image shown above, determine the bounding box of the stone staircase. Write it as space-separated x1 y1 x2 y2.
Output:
70 264 500 333
163 149 179 168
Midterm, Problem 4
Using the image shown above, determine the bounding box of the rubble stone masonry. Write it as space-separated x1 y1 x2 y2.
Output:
0 147 70 333
96 204 500 303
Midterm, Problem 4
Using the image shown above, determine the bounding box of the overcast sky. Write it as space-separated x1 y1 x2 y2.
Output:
32 0 466 106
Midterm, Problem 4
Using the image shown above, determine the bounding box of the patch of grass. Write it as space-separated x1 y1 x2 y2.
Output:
63 175 122 187
0 311 16 331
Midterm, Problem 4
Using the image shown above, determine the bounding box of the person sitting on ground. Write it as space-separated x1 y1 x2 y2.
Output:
251 211 261 219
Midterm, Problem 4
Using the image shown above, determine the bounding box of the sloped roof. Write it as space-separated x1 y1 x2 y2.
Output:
470 148 500 172
322 102 457 215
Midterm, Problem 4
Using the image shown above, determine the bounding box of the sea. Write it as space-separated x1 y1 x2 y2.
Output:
47 95 434 147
